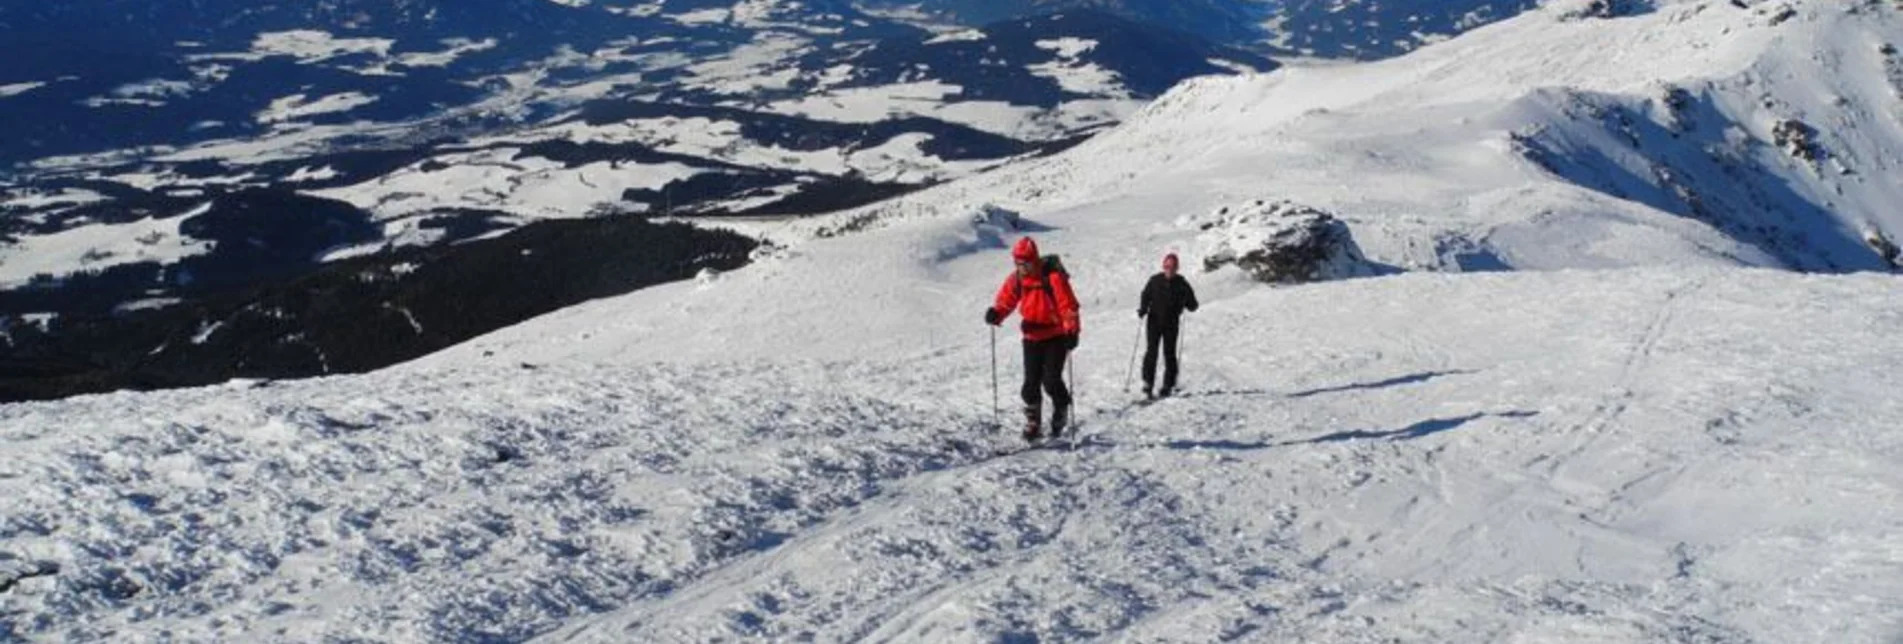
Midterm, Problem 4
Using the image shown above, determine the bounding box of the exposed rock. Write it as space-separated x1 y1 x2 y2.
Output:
814 212 880 239
1771 118 1825 166
1764 4 1798 26
1659 85 1698 134
1191 200 1381 284
1865 229 1901 269
1559 0 1655 20
1881 42 1903 99
970 204 1024 231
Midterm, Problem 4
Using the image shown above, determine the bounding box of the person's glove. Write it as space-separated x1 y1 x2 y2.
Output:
984 308 1002 325
1137 309 1146 318
1064 334 1079 350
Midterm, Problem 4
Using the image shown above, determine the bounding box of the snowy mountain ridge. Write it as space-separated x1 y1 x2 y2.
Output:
755 0 1903 274
2 0 1901 642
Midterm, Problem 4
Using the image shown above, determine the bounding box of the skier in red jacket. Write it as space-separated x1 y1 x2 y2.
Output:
984 236 1082 441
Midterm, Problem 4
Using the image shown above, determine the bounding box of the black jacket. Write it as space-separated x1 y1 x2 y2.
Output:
1139 273 1198 328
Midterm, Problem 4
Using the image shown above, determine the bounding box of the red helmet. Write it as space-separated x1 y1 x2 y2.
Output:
1012 237 1040 263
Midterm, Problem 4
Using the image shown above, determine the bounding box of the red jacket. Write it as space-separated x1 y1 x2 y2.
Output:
992 261 1082 342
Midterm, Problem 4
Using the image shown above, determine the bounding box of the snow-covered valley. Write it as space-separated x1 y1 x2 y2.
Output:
0 6 1273 403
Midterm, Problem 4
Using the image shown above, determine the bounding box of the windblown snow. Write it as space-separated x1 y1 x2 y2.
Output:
3 1 1901 642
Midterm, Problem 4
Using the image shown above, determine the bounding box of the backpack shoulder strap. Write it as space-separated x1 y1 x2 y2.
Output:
1041 254 1065 275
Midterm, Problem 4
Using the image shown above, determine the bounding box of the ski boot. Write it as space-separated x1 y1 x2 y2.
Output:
1049 403 1070 439
1022 405 1042 442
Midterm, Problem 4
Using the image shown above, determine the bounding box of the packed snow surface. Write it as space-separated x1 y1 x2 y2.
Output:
5 266 1900 642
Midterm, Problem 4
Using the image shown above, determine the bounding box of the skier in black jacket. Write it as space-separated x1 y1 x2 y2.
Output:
1137 253 1198 399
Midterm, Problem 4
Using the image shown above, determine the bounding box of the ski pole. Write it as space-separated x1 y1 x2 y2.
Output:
1178 317 1188 392
1069 349 1077 409
1067 347 1078 442
990 325 999 431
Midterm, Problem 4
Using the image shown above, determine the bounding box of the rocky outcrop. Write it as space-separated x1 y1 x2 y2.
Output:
1771 118 1826 167
1865 229 1901 270
1558 0 1656 20
970 204 1024 232
1189 200 1381 284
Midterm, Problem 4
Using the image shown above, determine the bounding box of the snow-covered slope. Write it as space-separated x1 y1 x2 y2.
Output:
5 267 1900 642
767 0 1903 273
4 1 1902 641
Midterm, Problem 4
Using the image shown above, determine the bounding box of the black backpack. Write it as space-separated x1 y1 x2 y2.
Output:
1042 253 1073 291
1040 254 1067 283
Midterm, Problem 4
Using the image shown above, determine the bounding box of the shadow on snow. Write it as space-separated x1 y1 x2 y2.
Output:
1290 410 1538 445
1084 410 1539 453
1284 370 1478 399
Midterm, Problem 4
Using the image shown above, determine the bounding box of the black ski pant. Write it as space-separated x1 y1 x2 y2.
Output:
1021 337 1072 411
1142 322 1179 392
